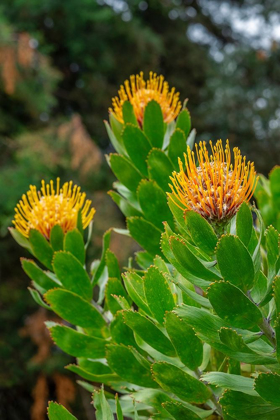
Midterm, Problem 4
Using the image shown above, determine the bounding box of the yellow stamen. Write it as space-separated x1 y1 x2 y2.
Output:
13 178 95 239
109 71 182 125
168 140 258 222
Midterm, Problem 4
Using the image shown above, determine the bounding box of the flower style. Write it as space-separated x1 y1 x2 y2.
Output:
110 71 181 126
169 140 258 223
13 178 95 238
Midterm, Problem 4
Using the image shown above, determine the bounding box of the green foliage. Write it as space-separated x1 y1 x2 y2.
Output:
17 193 280 419
255 167 280 230
151 362 212 403
52 251 92 301
48 402 78 420
9 27 280 417
175 108 191 138
143 100 164 148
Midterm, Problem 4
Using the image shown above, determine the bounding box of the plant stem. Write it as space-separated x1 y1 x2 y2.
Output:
259 317 276 348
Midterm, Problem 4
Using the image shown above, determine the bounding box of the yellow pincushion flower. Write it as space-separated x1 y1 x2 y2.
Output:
13 179 95 239
169 140 258 222
110 71 182 126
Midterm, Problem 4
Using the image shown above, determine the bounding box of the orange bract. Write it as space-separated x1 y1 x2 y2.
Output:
110 71 181 125
13 178 95 238
169 140 258 222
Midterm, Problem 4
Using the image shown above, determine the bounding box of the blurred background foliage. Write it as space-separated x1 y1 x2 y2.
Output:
0 0 280 418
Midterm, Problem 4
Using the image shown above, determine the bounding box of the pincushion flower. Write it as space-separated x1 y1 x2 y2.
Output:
169 140 258 223
110 71 181 126
13 178 95 239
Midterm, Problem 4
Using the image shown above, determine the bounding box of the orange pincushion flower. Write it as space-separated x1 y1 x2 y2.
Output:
13 178 95 239
110 71 181 126
169 140 258 222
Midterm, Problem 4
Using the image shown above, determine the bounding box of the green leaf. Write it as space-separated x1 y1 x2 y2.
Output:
236 203 253 247
202 372 256 396
170 236 219 283
167 128 187 170
175 306 275 365
220 390 280 420
170 275 212 308
144 266 175 324
162 402 200 420
111 295 131 310
122 124 151 176
9 227 33 254
216 234 255 292
29 229 54 270
122 101 138 126
122 271 151 315
176 108 191 138
53 252 92 301
115 394 124 420
92 229 112 285
164 311 203 370
275 318 280 363
108 190 142 218
127 216 163 256
129 389 172 416
185 210 218 255
93 387 114 420
137 180 174 230
109 154 142 193
153 255 170 275
48 402 77 420
152 362 212 403
207 281 262 329
174 304 226 344
167 195 190 237
64 229 85 264
105 277 128 315
78 359 112 375
106 249 121 280
106 344 156 387
254 373 280 406
47 323 106 358
270 166 280 208
67 364 118 384
133 389 213 418
251 271 268 304
110 311 138 347
109 113 126 154
186 128 196 149
50 225 64 251
147 149 174 192
265 226 279 280
105 120 125 155
219 327 275 365
45 289 106 336
255 182 276 228
161 232 205 288
135 251 154 269
273 276 280 314
21 258 59 292
143 100 164 148
28 287 51 310
122 310 176 356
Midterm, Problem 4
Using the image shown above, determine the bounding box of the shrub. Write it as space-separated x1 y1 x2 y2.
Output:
11 72 280 420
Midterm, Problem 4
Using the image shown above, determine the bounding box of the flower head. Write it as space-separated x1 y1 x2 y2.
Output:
110 71 181 126
169 140 258 223
13 178 95 238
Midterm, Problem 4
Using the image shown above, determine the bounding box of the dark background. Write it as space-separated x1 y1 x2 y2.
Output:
1 0 280 418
